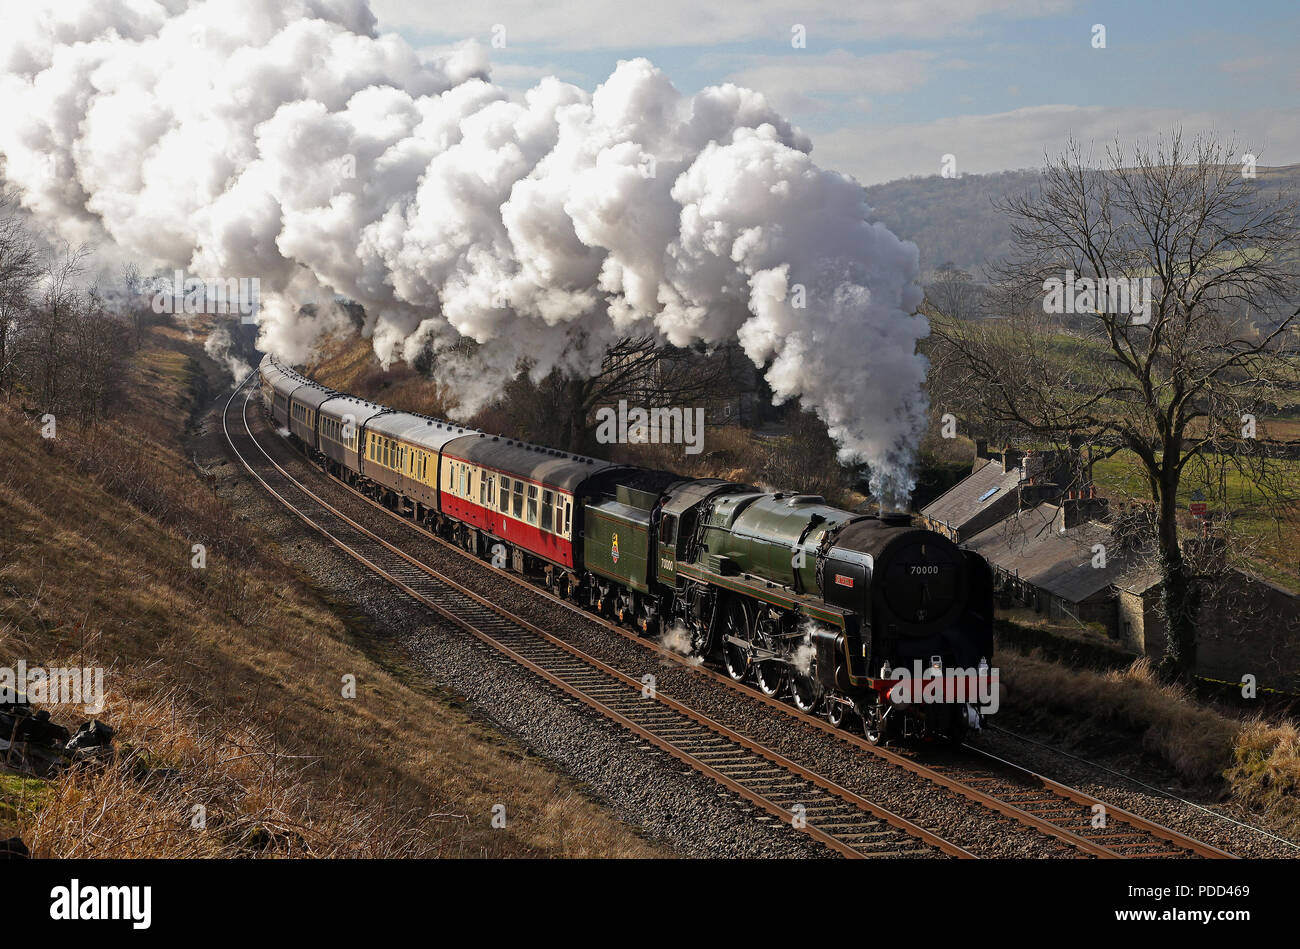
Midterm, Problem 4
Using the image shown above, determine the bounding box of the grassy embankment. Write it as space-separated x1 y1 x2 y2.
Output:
0 323 661 857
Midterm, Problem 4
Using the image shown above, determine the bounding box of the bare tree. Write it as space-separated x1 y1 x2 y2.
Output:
28 242 91 411
932 132 1300 681
69 286 131 420
923 266 985 323
0 189 41 397
119 261 148 350
500 334 739 454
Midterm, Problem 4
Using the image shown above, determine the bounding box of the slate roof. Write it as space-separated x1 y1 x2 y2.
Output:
920 459 1025 532
964 503 1155 603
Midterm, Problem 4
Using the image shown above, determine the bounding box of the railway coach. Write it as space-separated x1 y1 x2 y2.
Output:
314 394 382 479
437 433 625 585
259 358 298 430
356 411 476 524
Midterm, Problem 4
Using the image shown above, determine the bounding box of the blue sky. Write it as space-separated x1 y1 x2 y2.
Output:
372 0 1300 184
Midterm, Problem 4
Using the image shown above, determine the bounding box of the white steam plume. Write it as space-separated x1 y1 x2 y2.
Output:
0 0 929 502
204 323 252 383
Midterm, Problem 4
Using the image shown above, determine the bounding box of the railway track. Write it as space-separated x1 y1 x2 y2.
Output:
223 374 971 859
227 373 1237 859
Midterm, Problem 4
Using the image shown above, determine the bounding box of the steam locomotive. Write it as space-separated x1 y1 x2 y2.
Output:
259 355 995 744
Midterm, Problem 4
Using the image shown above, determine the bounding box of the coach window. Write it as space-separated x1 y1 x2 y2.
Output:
527 485 538 525
499 479 511 514
486 475 495 507
563 499 571 536
512 480 524 518
540 490 554 532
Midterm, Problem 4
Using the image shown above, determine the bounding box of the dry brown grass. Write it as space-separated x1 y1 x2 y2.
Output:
1224 720 1300 838
999 646 1300 837
0 327 663 858
21 685 438 858
998 652 1238 784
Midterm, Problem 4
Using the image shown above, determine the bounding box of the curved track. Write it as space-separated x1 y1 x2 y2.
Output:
224 373 971 859
226 372 1237 859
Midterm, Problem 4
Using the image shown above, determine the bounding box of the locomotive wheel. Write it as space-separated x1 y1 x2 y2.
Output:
862 707 886 745
789 672 822 713
825 696 851 728
721 599 752 681
863 702 901 746
752 611 787 698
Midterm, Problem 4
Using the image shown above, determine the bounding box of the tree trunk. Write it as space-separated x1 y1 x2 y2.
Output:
1156 470 1198 683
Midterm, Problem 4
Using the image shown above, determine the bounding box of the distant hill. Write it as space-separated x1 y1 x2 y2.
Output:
866 164 1300 282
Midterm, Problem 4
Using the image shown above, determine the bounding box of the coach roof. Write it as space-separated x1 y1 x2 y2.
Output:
365 410 480 453
443 432 623 492
291 383 342 410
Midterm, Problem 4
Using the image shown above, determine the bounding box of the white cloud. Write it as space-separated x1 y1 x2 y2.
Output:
725 49 937 114
371 0 1072 49
812 103 1300 186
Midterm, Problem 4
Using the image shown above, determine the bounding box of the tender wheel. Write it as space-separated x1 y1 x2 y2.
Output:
635 599 659 638
721 599 752 681
752 610 787 698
